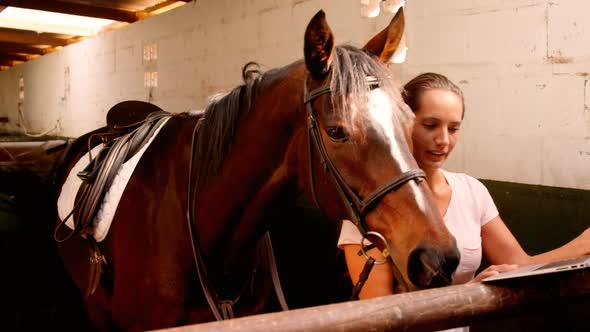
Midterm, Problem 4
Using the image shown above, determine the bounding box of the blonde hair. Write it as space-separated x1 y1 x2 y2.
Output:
402 72 465 118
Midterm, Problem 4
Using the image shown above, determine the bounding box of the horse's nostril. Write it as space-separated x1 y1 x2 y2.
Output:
408 245 442 288
444 246 461 278
408 244 459 289
419 251 439 279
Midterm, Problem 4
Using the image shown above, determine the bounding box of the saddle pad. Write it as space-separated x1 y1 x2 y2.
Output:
57 117 171 242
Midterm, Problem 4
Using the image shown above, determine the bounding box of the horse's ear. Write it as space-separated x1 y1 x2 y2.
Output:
304 10 334 79
363 7 405 63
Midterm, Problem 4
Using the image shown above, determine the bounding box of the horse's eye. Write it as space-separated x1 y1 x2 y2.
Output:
326 126 348 142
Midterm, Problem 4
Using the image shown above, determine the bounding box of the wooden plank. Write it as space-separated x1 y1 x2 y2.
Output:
0 42 48 55
156 270 590 332
0 29 68 46
0 53 30 61
143 0 187 13
3 0 139 23
0 59 15 66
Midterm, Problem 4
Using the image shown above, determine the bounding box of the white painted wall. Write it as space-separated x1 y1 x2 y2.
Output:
0 0 589 190
393 0 590 190
0 0 392 136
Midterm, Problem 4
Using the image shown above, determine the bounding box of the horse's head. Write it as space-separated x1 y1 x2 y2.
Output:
300 9 460 291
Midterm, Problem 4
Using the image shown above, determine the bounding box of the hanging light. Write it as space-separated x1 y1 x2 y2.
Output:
360 0 381 18
381 0 405 14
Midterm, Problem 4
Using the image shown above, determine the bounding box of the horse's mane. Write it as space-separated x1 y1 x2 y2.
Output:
192 61 265 194
329 45 410 139
193 45 409 193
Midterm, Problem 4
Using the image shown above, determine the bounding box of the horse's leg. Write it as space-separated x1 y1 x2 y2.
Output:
57 235 113 331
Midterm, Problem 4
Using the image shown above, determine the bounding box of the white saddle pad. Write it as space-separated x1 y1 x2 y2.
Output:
57 117 170 242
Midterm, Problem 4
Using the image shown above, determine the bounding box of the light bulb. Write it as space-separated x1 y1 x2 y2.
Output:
381 0 405 14
360 0 381 18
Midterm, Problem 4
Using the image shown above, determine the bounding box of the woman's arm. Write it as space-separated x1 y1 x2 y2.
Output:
482 216 590 266
342 244 394 299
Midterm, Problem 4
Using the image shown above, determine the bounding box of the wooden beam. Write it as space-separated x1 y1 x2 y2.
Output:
0 53 29 61
144 0 188 12
0 59 15 66
3 0 139 23
0 29 68 46
160 270 590 332
0 42 48 55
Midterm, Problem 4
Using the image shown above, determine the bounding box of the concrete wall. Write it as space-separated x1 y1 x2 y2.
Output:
0 0 392 136
394 0 590 190
0 0 589 190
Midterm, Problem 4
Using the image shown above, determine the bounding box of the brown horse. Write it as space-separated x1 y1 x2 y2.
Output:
54 9 459 331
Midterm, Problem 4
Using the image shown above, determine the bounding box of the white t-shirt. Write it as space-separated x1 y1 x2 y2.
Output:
338 170 499 331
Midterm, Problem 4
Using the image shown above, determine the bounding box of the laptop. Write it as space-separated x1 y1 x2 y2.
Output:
482 255 590 282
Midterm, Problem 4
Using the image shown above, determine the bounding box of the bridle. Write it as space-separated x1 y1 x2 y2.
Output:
303 72 426 296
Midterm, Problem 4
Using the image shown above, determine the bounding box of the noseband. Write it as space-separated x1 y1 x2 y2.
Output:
303 74 426 296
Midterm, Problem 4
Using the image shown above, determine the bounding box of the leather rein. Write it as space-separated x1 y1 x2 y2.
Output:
303 73 426 298
186 117 289 321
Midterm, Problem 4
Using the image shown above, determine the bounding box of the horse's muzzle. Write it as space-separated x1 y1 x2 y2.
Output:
407 242 460 289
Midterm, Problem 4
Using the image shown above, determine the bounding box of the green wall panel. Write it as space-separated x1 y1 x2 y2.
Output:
482 179 589 255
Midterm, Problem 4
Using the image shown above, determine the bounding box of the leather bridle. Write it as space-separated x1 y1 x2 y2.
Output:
303 73 426 296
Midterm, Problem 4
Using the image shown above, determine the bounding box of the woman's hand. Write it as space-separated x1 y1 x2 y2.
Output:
581 227 590 255
469 264 519 283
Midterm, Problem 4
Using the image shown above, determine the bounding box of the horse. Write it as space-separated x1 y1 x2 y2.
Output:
53 9 460 331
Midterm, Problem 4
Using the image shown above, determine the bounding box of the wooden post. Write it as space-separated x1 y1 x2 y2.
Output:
154 270 590 332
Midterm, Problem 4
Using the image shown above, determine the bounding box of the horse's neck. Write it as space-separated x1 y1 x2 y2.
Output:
194 76 305 272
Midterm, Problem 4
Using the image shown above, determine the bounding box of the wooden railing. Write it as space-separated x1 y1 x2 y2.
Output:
155 269 590 332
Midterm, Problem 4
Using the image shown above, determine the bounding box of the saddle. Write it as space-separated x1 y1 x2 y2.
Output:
106 100 164 132
77 101 166 182
57 100 170 296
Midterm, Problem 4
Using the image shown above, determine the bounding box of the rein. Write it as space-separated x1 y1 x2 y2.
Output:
186 116 289 321
303 74 426 298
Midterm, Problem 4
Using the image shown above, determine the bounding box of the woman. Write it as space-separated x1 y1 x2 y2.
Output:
338 72 590 301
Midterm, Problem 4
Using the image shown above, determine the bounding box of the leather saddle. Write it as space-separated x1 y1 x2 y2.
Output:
77 101 166 182
73 101 170 232
106 100 164 132
55 100 171 296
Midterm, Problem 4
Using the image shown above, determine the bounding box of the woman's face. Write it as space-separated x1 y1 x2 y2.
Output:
411 89 463 172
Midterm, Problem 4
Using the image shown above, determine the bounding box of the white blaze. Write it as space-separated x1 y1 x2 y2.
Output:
367 88 427 212
367 88 409 171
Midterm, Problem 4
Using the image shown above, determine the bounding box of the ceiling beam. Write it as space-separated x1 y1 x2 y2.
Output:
0 42 48 55
0 53 30 61
144 0 191 12
0 59 18 66
0 28 69 46
2 0 139 22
